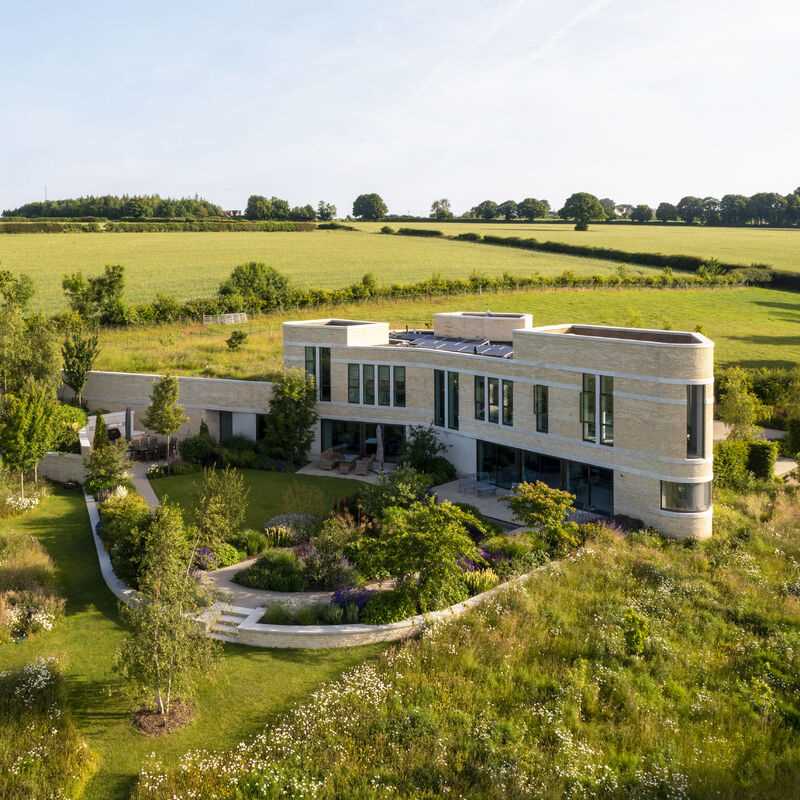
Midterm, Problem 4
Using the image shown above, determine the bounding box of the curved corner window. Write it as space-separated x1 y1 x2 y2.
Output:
660 481 711 513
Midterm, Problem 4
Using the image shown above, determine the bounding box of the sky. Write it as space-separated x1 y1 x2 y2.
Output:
1 0 799 216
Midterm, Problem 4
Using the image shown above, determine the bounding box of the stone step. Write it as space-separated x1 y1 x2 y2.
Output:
217 613 248 624
208 631 240 643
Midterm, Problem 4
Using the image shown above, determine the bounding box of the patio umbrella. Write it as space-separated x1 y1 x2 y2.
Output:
125 407 133 441
375 424 384 470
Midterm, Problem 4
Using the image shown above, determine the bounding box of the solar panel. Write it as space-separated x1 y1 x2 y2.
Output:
389 331 513 358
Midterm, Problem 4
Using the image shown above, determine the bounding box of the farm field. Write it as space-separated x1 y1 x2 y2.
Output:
0 488 379 800
354 221 800 271
0 229 647 313
95 285 800 380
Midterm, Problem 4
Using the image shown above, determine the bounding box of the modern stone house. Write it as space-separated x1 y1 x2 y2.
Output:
283 312 714 539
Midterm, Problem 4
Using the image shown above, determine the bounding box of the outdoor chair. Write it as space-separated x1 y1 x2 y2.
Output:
354 455 374 475
319 449 339 470
337 459 354 475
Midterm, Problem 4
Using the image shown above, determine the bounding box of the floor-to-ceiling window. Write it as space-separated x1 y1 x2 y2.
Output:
321 419 405 461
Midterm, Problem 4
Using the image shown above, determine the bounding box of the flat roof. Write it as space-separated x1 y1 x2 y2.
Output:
390 330 513 358
533 324 708 345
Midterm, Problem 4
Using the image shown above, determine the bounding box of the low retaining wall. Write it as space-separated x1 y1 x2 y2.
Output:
39 452 86 484
83 482 539 649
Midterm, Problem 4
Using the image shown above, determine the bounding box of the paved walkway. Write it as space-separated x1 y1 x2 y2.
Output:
713 421 786 442
202 558 338 609
130 461 161 509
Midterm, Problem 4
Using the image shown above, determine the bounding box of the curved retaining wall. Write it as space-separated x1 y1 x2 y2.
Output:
84 488 541 650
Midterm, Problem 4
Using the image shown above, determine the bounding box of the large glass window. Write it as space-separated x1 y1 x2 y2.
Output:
434 369 445 427
393 367 406 407
502 380 513 426
474 375 486 421
378 365 391 406
347 364 360 404
687 384 705 458
318 347 331 402
580 374 596 442
661 481 711 513
600 375 614 446
534 384 548 433
488 377 500 424
363 364 375 405
447 371 459 430
304 346 316 382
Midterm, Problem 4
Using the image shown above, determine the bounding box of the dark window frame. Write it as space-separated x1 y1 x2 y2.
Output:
318 347 331 402
393 366 406 407
534 384 548 433
434 369 446 427
474 375 486 421
687 384 705 458
447 371 459 430
363 364 375 405
378 365 391 406
660 480 712 513
488 377 500 424
600 375 613 446
580 373 596 442
501 379 513 427
347 364 360 404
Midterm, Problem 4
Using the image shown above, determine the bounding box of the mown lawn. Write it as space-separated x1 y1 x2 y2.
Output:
354 220 800 271
151 470 362 532
95 285 800 380
0 229 641 312
0 488 380 800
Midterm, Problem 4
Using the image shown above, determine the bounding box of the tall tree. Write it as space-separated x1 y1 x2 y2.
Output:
475 200 499 220
62 325 100 407
245 195 272 220
559 192 605 231
518 198 549 221
115 503 220 718
656 202 678 222
352 193 388 220
260 369 319 466
316 200 337 221
497 200 519 220
62 264 125 324
676 196 704 224
702 197 721 226
630 204 653 223
720 194 749 225
718 367 767 440
599 198 616 219
430 199 453 220
143 376 188 467
0 380 58 497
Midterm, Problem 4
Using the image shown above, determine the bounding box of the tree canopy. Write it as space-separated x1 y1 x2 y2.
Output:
3 194 223 219
559 192 606 231
352 193 388 220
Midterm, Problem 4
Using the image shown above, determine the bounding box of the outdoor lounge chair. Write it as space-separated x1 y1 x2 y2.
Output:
319 449 339 470
354 455 374 475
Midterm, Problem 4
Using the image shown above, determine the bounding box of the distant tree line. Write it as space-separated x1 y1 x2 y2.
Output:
3 194 224 219
245 196 336 222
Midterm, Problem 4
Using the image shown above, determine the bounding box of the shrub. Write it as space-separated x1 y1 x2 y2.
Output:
424 455 457 486
226 330 248 351
502 481 574 531
359 466 432 521
462 568 500 596
714 440 751 489
213 542 243 568
229 529 269 556
400 424 446 470
482 534 535 561
623 608 649 656
84 440 130 497
455 231 482 241
529 520 586 558
380 225 395 234
195 465 249 549
234 550 305 592
97 491 151 549
786 418 800 458
747 440 779 480
259 604 292 625
360 589 417 624
178 420 218 466
302 515 360 590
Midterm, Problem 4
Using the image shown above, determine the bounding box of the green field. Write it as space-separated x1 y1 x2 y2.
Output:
0 488 378 800
95 285 800 380
0 230 648 312
354 221 800 271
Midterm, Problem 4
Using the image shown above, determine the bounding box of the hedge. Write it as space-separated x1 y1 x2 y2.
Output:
713 440 750 488
396 227 444 237
0 220 315 234
94 264 763 328
714 439 779 487
746 440 779 480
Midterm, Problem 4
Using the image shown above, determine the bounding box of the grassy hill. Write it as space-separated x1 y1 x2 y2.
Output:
0 229 653 313
354 221 800 272
96 285 800 380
